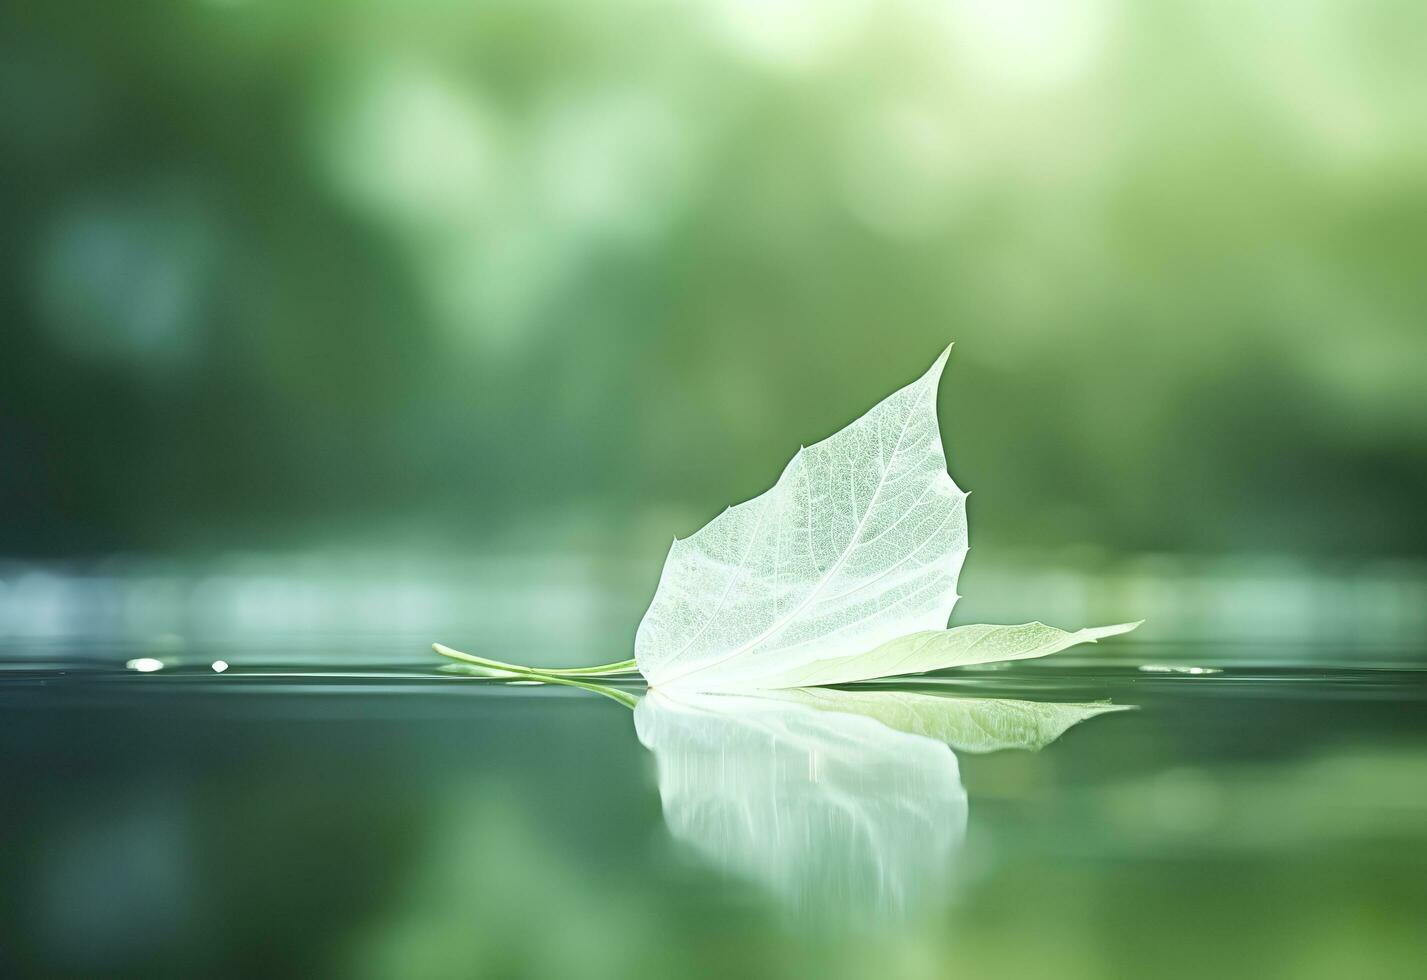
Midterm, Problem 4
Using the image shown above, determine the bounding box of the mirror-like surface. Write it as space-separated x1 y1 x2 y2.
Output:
4 637 1427 979
633 686 1134 926
635 688 969 925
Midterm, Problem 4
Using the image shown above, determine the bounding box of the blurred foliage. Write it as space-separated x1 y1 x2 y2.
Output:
1 0 1424 560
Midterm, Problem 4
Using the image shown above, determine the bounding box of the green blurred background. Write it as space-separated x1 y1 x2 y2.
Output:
2 0 1425 648
4 6 1427 979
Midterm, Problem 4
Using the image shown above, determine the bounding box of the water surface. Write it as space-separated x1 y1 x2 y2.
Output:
4 639 1426 979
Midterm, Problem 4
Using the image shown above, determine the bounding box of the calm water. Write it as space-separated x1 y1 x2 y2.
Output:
4 639 1426 979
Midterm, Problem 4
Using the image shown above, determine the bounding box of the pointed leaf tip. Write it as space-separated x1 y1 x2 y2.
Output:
925 345 952 382
1085 621 1143 641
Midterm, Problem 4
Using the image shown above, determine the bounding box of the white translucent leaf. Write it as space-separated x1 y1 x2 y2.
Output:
633 689 967 923
743 620 1142 689
636 348 968 691
763 687 1134 753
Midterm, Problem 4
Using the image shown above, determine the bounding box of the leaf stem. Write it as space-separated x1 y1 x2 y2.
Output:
440 661 641 709
526 675 641 710
432 643 639 679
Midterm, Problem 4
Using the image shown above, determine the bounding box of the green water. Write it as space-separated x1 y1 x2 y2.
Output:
4 643 1426 979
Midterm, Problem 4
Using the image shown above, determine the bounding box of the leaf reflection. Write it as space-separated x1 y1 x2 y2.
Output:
634 687 1130 923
